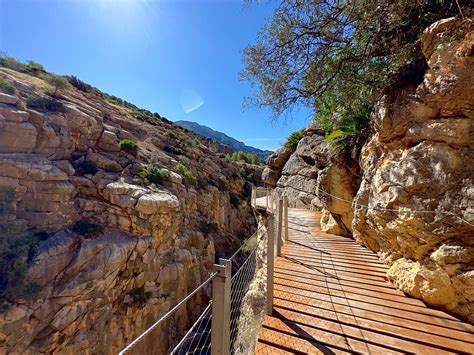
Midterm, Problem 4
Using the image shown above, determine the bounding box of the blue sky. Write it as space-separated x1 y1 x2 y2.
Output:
0 0 311 151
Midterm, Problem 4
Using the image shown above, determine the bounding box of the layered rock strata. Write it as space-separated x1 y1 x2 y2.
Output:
0 67 259 353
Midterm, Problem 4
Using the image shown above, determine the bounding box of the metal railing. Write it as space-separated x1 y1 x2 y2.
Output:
120 187 288 355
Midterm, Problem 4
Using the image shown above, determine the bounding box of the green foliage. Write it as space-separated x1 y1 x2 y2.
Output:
0 78 15 94
25 61 45 73
0 218 47 312
321 104 372 152
72 220 105 238
0 55 45 76
164 145 185 156
0 56 26 72
119 139 139 156
176 162 197 187
285 130 305 152
65 75 95 93
26 94 65 112
75 160 98 175
46 75 70 97
231 151 260 165
241 234 258 252
137 165 170 186
242 1 469 148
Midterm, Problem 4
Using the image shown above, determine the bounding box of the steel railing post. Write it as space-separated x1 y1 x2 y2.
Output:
265 189 268 210
266 214 275 315
211 259 231 355
283 195 289 242
277 198 283 256
251 186 256 207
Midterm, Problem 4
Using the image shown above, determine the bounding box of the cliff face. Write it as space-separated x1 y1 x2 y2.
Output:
0 68 259 353
353 17 474 322
263 17 474 322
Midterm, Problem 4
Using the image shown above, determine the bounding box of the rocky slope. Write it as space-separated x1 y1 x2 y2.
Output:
0 66 260 354
263 17 474 322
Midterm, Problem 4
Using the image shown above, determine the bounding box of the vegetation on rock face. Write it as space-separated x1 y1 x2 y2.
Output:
0 55 45 75
46 75 70 98
26 94 65 112
229 151 260 165
242 0 470 149
0 229 44 312
0 189 47 312
65 75 96 93
0 77 15 94
176 162 198 187
285 129 305 152
137 165 170 186
72 220 105 238
119 139 139 156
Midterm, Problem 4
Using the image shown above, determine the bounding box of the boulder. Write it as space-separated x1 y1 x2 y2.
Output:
0 93 19 105
320 209 345 235
267 146 292 169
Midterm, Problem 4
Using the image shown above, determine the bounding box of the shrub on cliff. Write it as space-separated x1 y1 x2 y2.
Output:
0 219 48 312
65 75 95 93
137 165 170 186
176 162 197 187
0 78 15 95
119 139 139 156
26 94 65 112
0 55 45 75
285 129 305 152
72 220 105 238
231 151 260 165
242 1 470 148
46 75 71 98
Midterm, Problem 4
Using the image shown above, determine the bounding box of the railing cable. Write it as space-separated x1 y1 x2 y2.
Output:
119 271 218 355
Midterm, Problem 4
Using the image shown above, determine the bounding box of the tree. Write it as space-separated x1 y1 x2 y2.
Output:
241 0 470 142
47 75 70 97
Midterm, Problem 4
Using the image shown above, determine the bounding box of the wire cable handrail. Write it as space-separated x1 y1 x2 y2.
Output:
170 226 265 354
318 187 474 226
170 302 212 354
119 271 218 355
260 185 472 226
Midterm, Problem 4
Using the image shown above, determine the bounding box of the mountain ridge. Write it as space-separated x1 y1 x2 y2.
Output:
175 120 273 162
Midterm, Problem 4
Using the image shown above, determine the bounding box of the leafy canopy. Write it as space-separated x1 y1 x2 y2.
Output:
242 0 468 146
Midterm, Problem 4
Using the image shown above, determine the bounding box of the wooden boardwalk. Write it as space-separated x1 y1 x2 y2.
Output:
255 207 474 354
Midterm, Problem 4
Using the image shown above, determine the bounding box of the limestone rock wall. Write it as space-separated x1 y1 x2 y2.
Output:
262 17 473 322
353 17 474 322
0 68 258 353
263 123 359 236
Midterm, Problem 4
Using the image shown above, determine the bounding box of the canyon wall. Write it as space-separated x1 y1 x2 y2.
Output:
0 68 258 353
263 17 474 322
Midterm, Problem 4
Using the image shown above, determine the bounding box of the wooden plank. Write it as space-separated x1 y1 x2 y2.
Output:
255 206 474 355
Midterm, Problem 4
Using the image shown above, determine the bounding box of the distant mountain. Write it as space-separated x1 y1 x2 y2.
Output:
175 120 273 162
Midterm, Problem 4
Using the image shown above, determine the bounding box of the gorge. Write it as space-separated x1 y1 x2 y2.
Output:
0 65 260 353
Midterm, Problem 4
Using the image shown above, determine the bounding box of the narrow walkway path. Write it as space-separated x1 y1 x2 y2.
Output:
255 207 474 354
